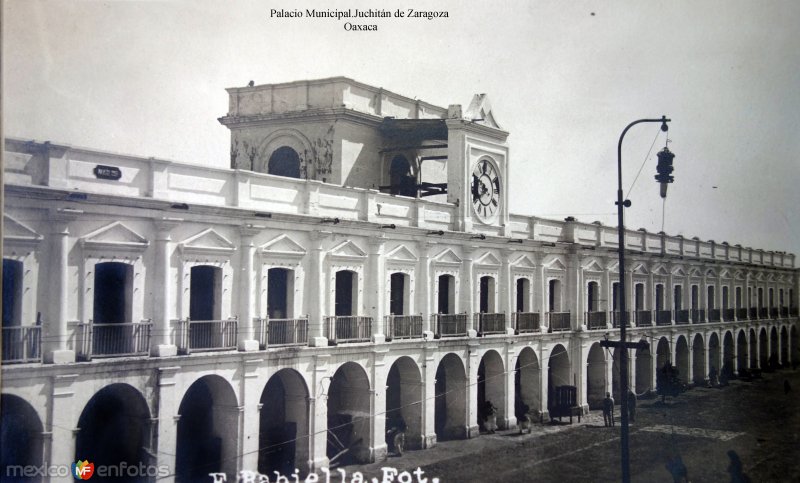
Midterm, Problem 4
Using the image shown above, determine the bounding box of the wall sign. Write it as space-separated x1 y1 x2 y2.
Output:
94 165 122 180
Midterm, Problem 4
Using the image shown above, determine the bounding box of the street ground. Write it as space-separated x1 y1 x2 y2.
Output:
338 369 800 482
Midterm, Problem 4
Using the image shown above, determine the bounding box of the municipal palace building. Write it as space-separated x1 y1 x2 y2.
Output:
2 77 798 482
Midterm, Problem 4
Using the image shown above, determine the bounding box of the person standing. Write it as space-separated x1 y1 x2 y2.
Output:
602 392 615 427
627 389 637 423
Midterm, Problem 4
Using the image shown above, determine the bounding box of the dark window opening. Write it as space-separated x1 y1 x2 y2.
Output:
389 155 417 197
674 285 682 311
548 280 561 312
479 276 495 313
707 286 715 309
691 285 699 310
722 286 730 309
587 281 599 312
655 284 664 311
389 272 407 315
2 259 23 327
438 275 455 314
612 282 620 311
268 268 293 319
335 271 356 316
736 287 742 309
516 278 530 312
93 262 133 324
190 266 221 320
268 147 301 179
634 283 645 311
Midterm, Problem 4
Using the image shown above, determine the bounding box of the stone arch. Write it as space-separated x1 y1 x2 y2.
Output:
675 336 689 384
635 339 653 394
259 369 310 476
722 331 734 378
267 146 302 178
769 326 779 369
548 344 571 412
255 129 313 176
692 333 705 384
1 394 44 481
793 326 799 368
176 375 239 482
737 330 748 373
478 350 506 430
749 328 758 369
586 343 607 409
708 332 720 378
612 347 622 403
759 328 768 369
327 362 372 464
656 337 671 370
386 356 423 450
781 326 789 366
435 353 467 440
515 347 541 418
76 383 152 482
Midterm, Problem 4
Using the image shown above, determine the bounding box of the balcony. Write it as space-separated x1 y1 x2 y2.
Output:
770 307 779 319
434 313 468 338
749 308 758 319
385 314 424 341
324 316 372 344
475 313 507 336
635 310 652 327
722 309 735 321
691 309 705 324
585 311 607 330
77 320 152 360
655 310 672 326
708 309 721 323
780 307 789 318
513 312 540 333
791 307 799 317
736 308 749 320
1 326 42 364
255 317 308 348
548 312 571 332
759 308 768 319
675 310 689 325
612 311 631 328
176 318 238 354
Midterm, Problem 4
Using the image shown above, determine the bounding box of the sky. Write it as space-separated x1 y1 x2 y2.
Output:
4 0 799 256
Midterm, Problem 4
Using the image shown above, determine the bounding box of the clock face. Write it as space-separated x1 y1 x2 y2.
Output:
471 159 501 222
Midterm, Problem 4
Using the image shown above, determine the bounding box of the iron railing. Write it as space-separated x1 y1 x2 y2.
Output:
791 307 799 317
177 317 238 354
675 310 689 325
385 314 424 340
656 310 672 326
255 317 308 348
434 313 468 338
475 312 506 335
513 312 540 333
691 309 705 324
324 316 372 344
77 320 152 360
612 311 630 328
586 311 607 330
780 307 789 318
548 312 571 332
749 307 758 319
736 308 748 320
635 310 652 327
758 308 768 319
1 326 42 363
770 307 779 318
722 309 735 321
708 309 721 322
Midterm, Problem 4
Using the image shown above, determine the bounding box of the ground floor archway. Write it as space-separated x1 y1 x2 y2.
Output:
478 350 506 431
259 369 309 476
737 330 748 373
515 347 541 418
586 343 606 409
1 394 44 483
635 340 653 394
692 334 705 384
386 357 423 450
327 362 371 465
547 344 571 412
675 336 689 384
708 332 720 378
435 353 467 441
759 328 768 369
749 329 758 369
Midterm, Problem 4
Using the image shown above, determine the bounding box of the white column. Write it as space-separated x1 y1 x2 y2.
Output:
371 350 388 461
417 241 433 335
308 231 330 346
308 355 330 470
156 367 180 483
501 249 514 333
538 264 548 331
367 237 386 342
539 345 550 418
421 348 437 447
153 219 179 356
45 215 75 363
237 226 259 351
49 374 78 483
467 344 480 437
240 359 262 471
462 247 476 335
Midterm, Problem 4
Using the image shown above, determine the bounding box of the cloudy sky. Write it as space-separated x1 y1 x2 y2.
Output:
4 0 799 255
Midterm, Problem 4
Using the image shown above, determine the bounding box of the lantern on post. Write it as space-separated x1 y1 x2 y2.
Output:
655 146 675 198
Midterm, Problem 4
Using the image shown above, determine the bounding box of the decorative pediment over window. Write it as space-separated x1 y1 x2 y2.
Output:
734 270 745 280
3 214 43 247
688 267 702 278
766 273 775 282
607 261 620 273
179 228 236 256
719 269 731 279
632 263 649 275
653 264 670 276
706 268 717 278
329 240 366 259
260 234 306 259
671 266 687 277
582 259 604 273
512 254 536 269
386 244 417 262
475 252 501 267
754 272 765 281
543 257 566 271
465 94 502 129
434 248 462 265
81 221 149 251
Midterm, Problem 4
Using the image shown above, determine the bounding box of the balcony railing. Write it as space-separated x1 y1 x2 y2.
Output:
759 308 768 319
585 311 607 330
1 326 42 363
780 307 789 318
177 317 238 354
548 312 571 332
770 307 779 318
749 307 758 319
434 313 468 338
324 316 372 344
255 317 308 348
675 310 689 325
691 309 705 324
77 320 152 360
612 311 630 328
635 310 652 327
656 310 672 326
475 312 506 335
708 309 721 322
513 312 540 333
385 314 424 340
736 308 748 320
722 309 735 321
791 307 799 317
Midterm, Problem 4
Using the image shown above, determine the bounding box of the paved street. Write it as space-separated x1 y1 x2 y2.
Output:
340 369 800 482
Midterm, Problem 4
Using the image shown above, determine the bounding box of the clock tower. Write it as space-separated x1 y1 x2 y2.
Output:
445 94 511 235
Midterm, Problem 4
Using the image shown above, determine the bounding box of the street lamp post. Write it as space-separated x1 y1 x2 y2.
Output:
615 116 670 483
